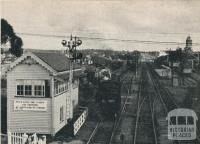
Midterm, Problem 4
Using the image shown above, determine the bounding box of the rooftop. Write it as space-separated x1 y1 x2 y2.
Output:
33 52 81 72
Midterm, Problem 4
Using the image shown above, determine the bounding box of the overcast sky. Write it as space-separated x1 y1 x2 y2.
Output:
1 0 200 51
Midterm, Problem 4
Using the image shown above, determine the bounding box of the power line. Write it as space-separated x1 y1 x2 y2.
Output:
75 30 200 36
30 29 200 36
17 32 200 46
80 36 200 46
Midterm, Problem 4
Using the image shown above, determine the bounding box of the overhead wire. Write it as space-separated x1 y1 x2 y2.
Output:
16 32 200 46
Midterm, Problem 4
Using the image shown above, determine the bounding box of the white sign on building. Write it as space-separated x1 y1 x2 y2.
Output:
14 100 47 111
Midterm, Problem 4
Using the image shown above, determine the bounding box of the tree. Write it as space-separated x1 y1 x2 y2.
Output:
1 18 23 57
167 48 183 86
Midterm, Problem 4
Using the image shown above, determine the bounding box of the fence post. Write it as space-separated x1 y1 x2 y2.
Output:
22 133 28 144
38 138 42 144
32 133 37 144
42 135 46 144
8 131 11 144
28 136 32 144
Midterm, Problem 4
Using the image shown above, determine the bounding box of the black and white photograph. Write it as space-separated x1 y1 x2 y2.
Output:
1 0 200 144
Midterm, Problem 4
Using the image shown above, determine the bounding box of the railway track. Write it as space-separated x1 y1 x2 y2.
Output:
148 63 200 144
109 73 135 144
134 94 158 144
133 65 158 144
87 69 135 144
148 64 178 111
109 64 158 144
87 64 199 144
88 121 114 144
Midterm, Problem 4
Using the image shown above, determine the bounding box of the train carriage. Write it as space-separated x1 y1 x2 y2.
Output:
96 79 121 119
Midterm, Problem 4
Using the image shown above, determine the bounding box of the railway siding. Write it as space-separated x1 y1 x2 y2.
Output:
133 65 158 144
86 69 138 144
148 63 200 144
109 70 140 144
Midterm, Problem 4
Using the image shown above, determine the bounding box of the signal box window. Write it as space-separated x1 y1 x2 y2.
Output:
60 106 64 123
187 116 194 125
170 116 176 125
17 85 24 95
34 85 44 96
54 81 68 95
16 80 45 97
25 85 32 96
178 116 186 125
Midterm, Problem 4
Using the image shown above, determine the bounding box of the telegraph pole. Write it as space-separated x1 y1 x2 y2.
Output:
62 35 82 120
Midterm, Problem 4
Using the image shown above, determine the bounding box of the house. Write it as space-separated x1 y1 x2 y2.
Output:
5 51 83 136
83 55 93 65
92 56 111 67
166 48 196 74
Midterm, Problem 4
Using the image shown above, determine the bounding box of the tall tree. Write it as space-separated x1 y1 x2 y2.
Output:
167 48 183 86
1 18 23 57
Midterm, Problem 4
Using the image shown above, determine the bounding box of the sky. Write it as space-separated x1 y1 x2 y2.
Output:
1 0 200 52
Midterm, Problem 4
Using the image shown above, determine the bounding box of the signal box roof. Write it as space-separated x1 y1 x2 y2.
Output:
33 52 81 72
6 52 82 76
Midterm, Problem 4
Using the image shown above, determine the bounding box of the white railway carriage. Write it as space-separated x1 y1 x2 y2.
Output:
166 108 198 140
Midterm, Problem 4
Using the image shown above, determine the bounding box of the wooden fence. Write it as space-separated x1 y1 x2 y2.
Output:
73 107 88 135
1 132 46 144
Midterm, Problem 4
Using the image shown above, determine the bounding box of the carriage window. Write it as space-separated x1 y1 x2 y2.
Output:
187 116 194 125
178 116 186 125
170 116 176 125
